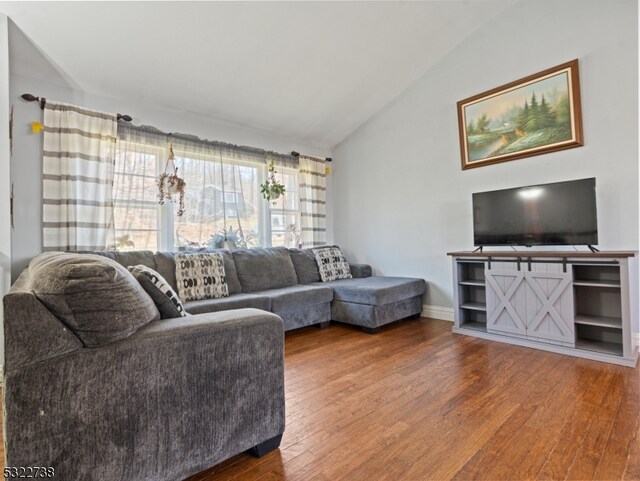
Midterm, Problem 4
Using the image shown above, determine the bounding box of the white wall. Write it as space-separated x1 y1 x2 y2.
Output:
333 0 639 311
9 29 333 279
0 14 11 374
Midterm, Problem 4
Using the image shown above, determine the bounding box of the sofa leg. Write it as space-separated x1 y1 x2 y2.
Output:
317 321 330 329
409 313 422 320
362 326 381 334
247 433 283 458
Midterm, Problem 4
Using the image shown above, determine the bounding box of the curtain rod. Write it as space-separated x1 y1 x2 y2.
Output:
21 93 328 161
120 123 297 164
21 93 133 122
290 151 332 162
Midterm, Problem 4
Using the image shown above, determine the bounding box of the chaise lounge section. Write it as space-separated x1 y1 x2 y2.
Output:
323 276 427 333
288 246 427 332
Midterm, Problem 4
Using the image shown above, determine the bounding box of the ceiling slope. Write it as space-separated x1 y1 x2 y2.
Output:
0 1 515 148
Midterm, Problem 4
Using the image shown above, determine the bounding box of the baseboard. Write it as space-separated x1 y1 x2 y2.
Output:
422 305 454 322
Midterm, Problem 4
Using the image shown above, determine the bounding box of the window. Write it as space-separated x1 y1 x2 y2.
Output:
112 131 311 252
172 152 261 249
112 146 163 250
268 167 300 248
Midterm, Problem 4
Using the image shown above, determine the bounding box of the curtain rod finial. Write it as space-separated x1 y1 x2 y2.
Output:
291 151 300 157
21 93 46 109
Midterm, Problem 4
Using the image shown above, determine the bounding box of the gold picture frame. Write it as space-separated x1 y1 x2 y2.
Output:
457 59 583 170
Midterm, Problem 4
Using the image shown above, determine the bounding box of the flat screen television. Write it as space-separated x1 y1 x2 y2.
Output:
473 178 598 247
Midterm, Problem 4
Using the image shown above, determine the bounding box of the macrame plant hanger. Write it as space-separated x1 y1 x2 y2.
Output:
157 141 186 216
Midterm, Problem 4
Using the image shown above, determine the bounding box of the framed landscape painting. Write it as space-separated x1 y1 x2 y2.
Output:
457 59 583 170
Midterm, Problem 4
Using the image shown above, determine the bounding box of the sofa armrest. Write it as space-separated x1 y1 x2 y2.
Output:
350 263 372 278
5 308 285 480
3 270 83 373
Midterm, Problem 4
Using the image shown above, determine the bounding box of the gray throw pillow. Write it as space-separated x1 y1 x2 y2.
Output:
175 252 229 302
313 247 353 282
29 252 160 348
128 265 187 319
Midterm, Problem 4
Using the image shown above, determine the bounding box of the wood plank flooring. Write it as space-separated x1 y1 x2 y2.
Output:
186 318 640 481
1 318 637 480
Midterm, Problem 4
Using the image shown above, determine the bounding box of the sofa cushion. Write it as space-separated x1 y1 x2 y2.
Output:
289 246 339 284
88 250 157 271
175 252 229 302
289 248 321 284
128 265 187 319
318 276 426 306
254 285 333 311
313 246 353 282
29 252 160 347
183 293 271 314
233 247 298 292
154 250 242 295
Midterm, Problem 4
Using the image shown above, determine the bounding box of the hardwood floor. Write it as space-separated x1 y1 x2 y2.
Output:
187 318 640 481
1 318 637 480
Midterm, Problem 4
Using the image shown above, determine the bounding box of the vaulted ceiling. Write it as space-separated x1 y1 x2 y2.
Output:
1 1 515 148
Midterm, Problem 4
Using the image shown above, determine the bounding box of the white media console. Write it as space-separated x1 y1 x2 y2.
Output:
448 251 639 367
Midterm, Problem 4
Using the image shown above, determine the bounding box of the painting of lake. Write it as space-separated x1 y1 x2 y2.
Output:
457 60 583 169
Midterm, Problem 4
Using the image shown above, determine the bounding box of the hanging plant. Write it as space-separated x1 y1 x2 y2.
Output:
158 142 186 216
260 154 286 203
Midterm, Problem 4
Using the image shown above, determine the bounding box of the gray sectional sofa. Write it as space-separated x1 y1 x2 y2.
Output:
3 245 425 481
95 245 426 332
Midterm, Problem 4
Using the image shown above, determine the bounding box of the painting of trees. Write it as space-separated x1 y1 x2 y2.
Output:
457 59 583 169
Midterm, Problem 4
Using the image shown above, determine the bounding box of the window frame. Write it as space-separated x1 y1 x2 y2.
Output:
112 142 169 252
169 148 267 250
266 166 300 248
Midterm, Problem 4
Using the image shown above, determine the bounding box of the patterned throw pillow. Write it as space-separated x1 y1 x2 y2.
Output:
313 247 353 282
128 265 187 319
175 252 229 302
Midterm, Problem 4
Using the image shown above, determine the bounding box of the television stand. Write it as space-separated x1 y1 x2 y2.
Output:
588 245 600 253
472 246 483 253
447 250 638 367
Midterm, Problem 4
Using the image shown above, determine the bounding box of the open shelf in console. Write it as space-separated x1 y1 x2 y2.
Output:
573 263 623 356
574 314 622 329
455 260 488 333
459 309 487 332
575 325 623 356
573 264 621 287
460 301 486 311
458 261 485 285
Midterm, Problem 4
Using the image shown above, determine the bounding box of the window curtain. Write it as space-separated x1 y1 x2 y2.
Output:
298 154 326 247
112 123 301 251
42 102 118 251
113 124 166 250
170 134 264 250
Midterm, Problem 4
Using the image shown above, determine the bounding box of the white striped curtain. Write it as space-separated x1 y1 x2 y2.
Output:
298 154 326 247
42 102 118 251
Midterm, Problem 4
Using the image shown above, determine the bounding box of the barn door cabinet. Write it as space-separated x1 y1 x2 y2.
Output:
449 251 639 367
